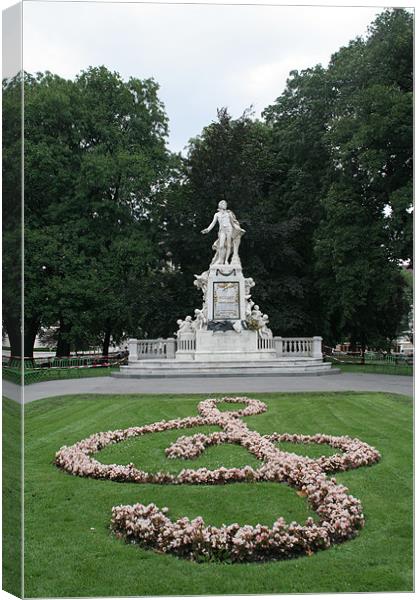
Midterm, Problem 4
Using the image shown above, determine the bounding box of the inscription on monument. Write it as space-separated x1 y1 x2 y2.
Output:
213 282 240 320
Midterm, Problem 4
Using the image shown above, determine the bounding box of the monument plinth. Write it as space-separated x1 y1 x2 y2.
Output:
175 200 276 361
119 200 333 377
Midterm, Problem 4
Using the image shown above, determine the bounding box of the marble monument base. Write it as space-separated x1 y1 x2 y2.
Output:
118 335 334 377
116 357 335 378
176 329 276 362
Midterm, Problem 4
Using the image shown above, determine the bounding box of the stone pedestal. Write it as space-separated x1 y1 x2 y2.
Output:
193 330 276 362
124 201 331 376
205 263 246 323
175 261 276 362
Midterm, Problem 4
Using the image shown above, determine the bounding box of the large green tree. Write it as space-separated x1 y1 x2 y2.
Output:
22 67 170 356
314 9 413 349
326 8 413 265
262 65 334 334
2 74 23 359
4 9 412 357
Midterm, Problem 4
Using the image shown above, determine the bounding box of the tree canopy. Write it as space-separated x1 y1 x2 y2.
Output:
2 8 413 357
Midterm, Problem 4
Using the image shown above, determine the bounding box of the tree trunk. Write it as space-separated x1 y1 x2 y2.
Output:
56 319 71 357
24 317 40 359
4 314 21 359
102 328 111 357
361 343 366 365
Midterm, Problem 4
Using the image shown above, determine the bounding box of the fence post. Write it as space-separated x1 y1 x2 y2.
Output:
312 336 323 359
166 338 176 359
274 336 283 357
128 338 138 361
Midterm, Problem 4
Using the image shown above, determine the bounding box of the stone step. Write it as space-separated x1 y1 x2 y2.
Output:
124 358 325 369
114 362 337 379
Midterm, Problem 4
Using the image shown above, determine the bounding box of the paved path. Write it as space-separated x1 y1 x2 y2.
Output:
2 372 413 403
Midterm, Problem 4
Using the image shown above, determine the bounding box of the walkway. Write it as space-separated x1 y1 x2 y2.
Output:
2 372 413 403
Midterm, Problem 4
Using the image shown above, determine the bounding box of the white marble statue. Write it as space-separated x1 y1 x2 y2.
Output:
259 314 273 338
244 277 255 298
193 271 209 295
245 298 255 318
176 316 194 336
192 308 206 330
250 305 264 326
193 271 209 316
201 200 245 266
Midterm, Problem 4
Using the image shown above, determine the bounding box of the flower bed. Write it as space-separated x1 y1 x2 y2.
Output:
55 396 381 562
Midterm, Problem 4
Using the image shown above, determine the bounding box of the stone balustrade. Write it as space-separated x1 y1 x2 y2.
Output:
273 336 323 359
176 334 197 353
257 336 275 351
128 335 322 361
128 338 176 361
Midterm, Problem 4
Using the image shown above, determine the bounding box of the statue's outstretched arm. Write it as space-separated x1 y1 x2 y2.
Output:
201 213 218 234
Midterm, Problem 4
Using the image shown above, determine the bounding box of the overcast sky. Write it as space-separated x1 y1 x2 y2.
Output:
21 1 409 153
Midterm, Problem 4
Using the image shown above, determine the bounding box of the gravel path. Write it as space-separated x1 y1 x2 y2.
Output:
2 371 413 403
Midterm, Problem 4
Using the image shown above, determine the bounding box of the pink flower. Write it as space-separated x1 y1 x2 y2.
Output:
54 396 380 562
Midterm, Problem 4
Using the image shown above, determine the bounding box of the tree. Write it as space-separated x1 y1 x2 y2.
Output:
68 66 170 354
23 71 83 356
314 9 413 350
262 65 334 334
2 74 22 358
315 183 409 355
4 9 412 357
22 67 171 356
326 9 413 265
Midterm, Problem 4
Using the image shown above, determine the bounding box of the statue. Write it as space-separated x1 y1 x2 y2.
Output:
193 271 209 316
193 271 209 295
250 304 264 326
201 200 245 266
245 298 255 318
259 314 273 338
244 277 255 298
176 316 194 336
192 308 206 330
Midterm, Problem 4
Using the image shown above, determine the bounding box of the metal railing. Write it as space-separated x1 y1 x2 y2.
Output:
2 352 128 370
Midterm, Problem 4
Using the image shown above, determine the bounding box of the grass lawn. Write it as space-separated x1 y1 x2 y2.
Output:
22 391 412 597
2 397 22 597
326 360 413 377
3 366 119 385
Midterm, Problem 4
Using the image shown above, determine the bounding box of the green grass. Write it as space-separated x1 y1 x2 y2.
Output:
2 397 22 597
23 391 413 596
3 366 119 385
330 362 413 376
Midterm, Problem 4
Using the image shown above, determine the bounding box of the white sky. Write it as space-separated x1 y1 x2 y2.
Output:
20 1 412 152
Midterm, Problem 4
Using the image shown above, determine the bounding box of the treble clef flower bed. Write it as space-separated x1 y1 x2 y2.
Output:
54 397 381 562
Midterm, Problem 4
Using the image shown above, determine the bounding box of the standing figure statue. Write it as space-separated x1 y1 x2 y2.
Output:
201 200 245 266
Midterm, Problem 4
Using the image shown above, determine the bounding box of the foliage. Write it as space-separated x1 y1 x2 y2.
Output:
260 9 413 346
2 9 413 353
326 9 413 265
262 65 334 334
18 67 171 355
314 182 409 349
2 74 22 359
162 107 321 335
